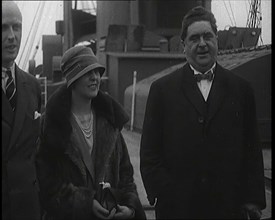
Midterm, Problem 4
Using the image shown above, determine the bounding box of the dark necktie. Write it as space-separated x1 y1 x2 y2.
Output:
5 69 16 111
194 71 214 82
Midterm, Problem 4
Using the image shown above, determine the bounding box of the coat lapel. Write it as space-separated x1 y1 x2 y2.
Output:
2 89 14 127
180 65 206 116
8 67 29 152
205 64 228 126
94 116 119 183
65 145 88 185
70 116 96 183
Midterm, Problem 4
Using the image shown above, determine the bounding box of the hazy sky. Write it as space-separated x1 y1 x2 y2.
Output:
14 1 271 71
15 1 64 70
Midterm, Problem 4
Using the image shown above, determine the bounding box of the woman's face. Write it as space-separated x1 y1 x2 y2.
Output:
72 68 101 100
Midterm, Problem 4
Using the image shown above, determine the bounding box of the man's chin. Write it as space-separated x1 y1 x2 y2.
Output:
2 54 18 64
197 57 212 64
197 59 214 67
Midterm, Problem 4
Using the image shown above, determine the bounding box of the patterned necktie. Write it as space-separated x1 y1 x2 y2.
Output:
5 69 16 111
194 71 214 82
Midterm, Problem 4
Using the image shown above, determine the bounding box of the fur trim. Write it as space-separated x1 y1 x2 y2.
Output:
93 91 129 131
42 85 129 153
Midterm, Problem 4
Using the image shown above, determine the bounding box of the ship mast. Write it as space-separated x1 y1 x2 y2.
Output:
246 0 262 45
63 0 73 53
246 0 262 28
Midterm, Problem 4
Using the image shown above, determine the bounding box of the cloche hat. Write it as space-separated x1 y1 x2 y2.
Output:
60 45 105 87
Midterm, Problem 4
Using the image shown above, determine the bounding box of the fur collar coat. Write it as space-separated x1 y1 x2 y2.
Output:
36 85 146 220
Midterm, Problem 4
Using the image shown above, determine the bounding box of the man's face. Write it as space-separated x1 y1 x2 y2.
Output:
183 21 218 73
2 2 22 67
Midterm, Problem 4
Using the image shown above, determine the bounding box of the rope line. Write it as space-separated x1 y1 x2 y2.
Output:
18 1 41 66
222 1 234 27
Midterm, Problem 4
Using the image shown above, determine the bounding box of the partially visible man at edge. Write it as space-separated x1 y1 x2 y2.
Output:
140 6 266 219
2 1 41 219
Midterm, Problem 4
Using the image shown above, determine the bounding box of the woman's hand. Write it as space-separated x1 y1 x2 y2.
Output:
92 199 116 219
113 205 135 219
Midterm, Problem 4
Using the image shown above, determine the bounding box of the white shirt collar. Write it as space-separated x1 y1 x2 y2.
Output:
189 62 216 75
2 63 15 79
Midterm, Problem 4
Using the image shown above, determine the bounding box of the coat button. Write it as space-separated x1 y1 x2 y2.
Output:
198 116 204 123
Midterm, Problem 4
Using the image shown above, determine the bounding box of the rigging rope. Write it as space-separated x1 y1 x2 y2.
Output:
228 1 237 26
22 1 46 70
31 2 59 61
18 1 42 66
222 1 234 27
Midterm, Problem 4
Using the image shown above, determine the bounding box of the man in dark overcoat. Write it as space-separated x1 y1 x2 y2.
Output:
140 6 266 219
2 1 41 220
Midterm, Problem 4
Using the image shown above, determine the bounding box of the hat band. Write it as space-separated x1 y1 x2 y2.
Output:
64 55 99 82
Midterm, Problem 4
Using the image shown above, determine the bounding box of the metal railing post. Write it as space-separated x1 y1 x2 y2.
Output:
130 71 137 131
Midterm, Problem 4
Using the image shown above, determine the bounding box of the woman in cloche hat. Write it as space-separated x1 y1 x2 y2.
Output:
36 46 146 220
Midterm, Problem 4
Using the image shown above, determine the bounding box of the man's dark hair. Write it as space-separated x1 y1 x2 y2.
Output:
180 6 218 41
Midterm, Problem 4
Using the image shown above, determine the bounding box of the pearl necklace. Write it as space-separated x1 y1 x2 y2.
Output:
72 111 93 138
